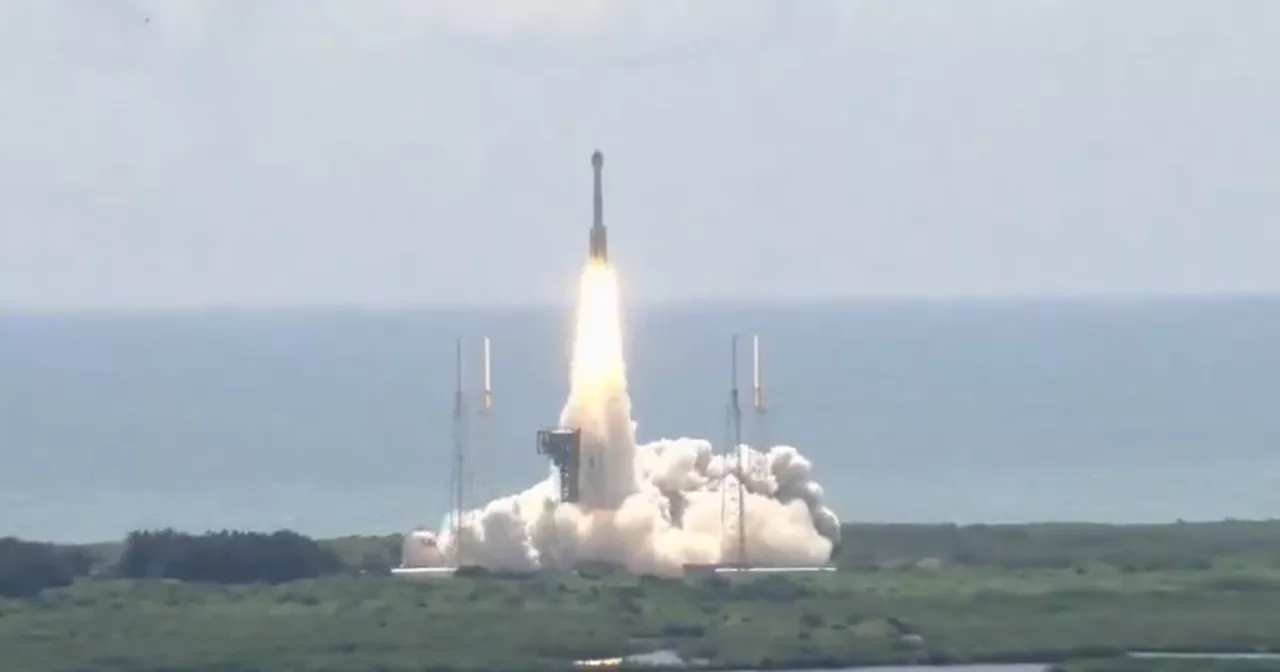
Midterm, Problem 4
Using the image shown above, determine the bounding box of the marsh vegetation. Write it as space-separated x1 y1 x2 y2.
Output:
2 521 1279 671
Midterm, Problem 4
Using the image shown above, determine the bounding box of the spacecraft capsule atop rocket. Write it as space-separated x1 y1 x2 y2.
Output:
589 150 607 261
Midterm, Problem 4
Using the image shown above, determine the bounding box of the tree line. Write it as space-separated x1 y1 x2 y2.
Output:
1 529 344 598
0 537 92 598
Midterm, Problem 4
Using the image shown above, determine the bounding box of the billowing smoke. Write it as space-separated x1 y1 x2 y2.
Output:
403 261 840 577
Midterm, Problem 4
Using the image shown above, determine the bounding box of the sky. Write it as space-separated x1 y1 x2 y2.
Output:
0 0 1277 309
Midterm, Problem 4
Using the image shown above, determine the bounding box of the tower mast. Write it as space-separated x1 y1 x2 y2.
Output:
475 337 493 505
449 338 470 564
722 334 747 566
752 334 765 418
750 333 769 529
735 336 747 566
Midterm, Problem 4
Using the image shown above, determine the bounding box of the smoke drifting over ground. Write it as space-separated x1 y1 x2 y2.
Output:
405 261 840 577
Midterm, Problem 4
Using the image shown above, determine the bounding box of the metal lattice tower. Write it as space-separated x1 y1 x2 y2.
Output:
721 334 747 566
448 338 471 564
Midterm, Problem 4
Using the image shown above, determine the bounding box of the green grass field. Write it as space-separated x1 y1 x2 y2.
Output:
1057 658 1280 672
3 521 1280 671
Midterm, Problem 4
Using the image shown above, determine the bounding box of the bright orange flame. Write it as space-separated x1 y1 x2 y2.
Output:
568 260 626 395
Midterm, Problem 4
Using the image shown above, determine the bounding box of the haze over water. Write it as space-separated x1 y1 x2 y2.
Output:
2 296 1278 543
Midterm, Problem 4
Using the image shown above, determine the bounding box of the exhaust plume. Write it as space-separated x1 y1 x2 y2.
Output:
404 260 840 577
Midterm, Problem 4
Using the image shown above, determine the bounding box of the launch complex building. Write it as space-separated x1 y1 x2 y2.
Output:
393 151 835 578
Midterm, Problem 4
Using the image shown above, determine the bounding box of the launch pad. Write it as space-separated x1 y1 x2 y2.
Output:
390 566 459 579
682 564 837 576
537 428 583 503
395 149 839 578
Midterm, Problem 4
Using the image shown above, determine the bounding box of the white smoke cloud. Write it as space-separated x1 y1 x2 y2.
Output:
410 437 842 577
405 261 840 577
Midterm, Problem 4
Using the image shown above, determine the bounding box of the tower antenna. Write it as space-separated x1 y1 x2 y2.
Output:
475 337 493 504
721 334 747 567
750 331 770 476
449 338 470 565
752 334 765 417
736 336 747 567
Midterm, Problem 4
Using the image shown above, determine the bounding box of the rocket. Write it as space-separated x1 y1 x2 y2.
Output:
589 150 608 261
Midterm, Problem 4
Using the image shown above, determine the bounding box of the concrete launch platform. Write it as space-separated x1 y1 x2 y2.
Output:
682 564 836 576
389 566 459 579
390 563 837 580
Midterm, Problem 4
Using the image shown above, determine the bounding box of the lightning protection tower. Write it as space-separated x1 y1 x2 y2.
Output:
720 334 748 566
750 333 770 465
447 338 471 565
473 336 494 505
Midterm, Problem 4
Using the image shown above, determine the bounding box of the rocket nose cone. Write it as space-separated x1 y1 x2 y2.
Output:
592 151 603 169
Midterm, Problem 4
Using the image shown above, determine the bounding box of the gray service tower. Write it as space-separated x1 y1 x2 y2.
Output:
589 150 607 261
538 150 611 504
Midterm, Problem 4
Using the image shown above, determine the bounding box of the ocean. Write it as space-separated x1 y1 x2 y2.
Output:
2 297 1278 543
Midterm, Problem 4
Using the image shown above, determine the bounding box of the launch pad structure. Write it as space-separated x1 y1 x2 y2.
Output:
392 336 496 579
701 333 835 576
395 149 834 579
537 428 583 504
729 333 770 567
722 335 747 566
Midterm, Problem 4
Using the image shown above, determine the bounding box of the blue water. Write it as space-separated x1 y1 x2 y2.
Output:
2 297 1279 542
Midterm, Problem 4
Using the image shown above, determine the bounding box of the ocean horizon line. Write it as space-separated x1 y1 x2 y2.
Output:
4 289 1279 316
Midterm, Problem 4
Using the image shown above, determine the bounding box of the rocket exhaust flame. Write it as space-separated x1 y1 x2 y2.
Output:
403 152 840 576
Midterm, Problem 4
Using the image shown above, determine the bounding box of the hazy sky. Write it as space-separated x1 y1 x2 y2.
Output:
1 0 1277 308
